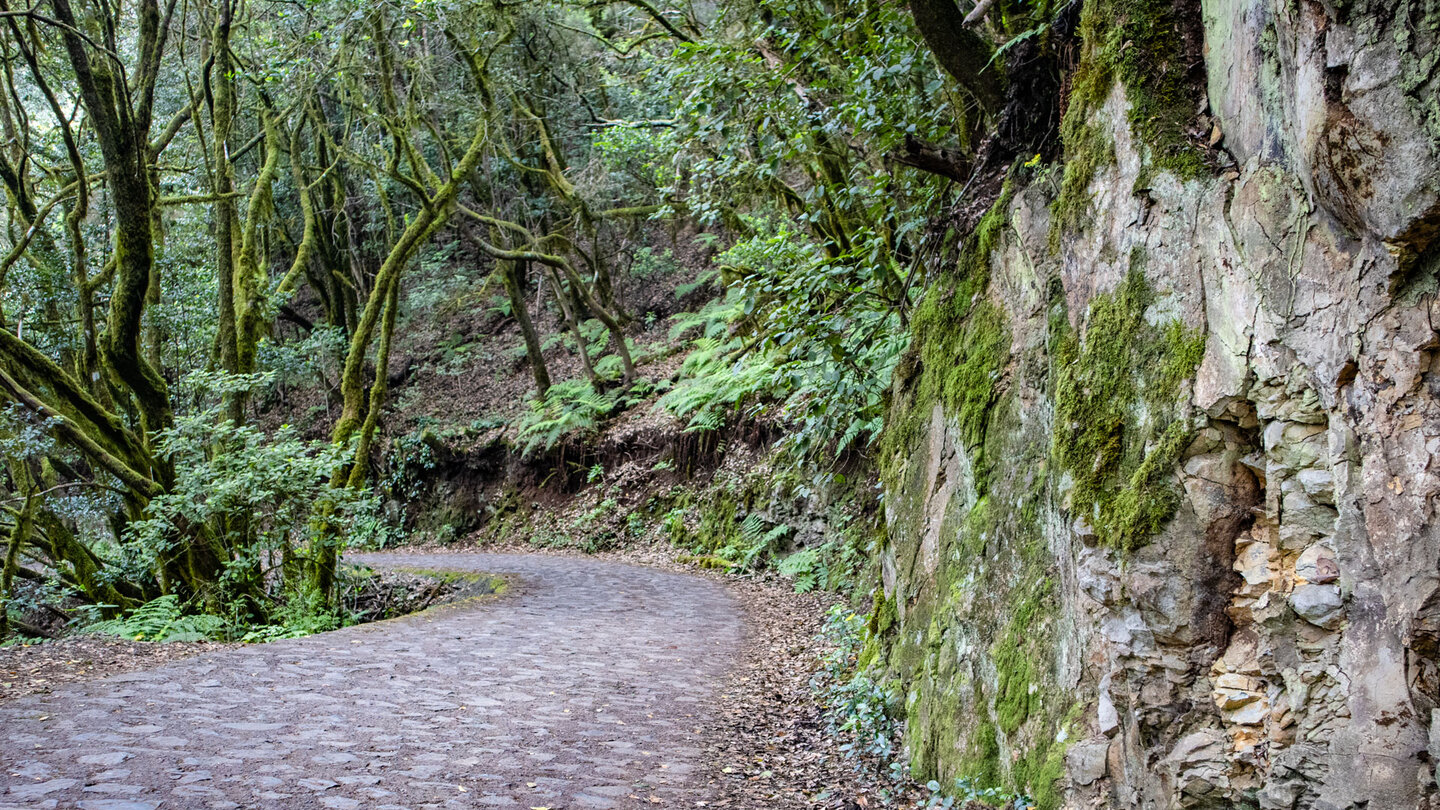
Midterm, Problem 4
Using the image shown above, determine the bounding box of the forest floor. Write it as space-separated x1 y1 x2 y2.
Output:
0 636 234 702
0 551 894 810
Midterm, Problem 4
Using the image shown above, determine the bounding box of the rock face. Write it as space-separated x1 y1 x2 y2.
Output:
873 0 1440 807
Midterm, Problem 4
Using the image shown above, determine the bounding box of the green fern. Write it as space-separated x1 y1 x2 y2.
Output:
668 288 737 340
657 334 782 434
594 354 626 381
516 379 617 455
777 547 826 593
740 513 766 546
673 268 718 299
668 310 717 341
87 595 229 642
579 318 611 357
723 514 790 571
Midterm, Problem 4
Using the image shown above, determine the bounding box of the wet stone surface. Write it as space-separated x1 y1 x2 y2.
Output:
0 553 742 809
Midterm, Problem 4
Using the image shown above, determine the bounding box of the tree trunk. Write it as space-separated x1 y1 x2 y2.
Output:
908 0 1004 116
211 0 243 423
503 260 551 397
0 489 34 640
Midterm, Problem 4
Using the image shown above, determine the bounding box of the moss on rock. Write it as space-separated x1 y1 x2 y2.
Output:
875 176 1088 807
1050 251 1204 551
992 586 1048 734
883 184 1016 496
1052 0 1210 242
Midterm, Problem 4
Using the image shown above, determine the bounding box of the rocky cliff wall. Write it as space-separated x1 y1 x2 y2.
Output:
873 0 1440 807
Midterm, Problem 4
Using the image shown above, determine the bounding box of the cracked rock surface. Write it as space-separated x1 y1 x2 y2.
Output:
875 0 1440 805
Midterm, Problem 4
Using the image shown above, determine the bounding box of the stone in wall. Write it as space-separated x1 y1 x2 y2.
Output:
876 0 1440 806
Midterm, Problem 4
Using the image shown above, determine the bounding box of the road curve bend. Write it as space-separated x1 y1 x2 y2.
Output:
0 552 742 810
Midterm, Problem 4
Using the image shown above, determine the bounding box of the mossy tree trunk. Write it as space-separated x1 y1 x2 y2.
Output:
0 485 34 639
310 28 497 596
210 0 243 423
5 0 236 600
502 259 552 397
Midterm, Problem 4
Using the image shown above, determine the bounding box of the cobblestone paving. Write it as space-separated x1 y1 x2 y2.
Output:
0 553 742 810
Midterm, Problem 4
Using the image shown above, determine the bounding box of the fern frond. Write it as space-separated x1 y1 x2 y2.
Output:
87 595 228 642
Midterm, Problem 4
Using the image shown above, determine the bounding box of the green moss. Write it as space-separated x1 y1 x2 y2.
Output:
936 302 1009 453
856 640 880 671
881 181 1018 495
990 579 1072 810
692 493 740 552
991 586 1048 734
890 444 1065 802
965 186 1015 281
388 567 491 585
1051 117 1115 247
909 679 970 782
679 554 733 569
1010 703 1082 810
877 172 1113 810
1051 253 1204 551
668 481 752 556
893 292 1011 495
959 711 1003 788
961 496 993 557
1052 0 1209 243
993 645 1036 734
867 591 898 638
858 592 898 670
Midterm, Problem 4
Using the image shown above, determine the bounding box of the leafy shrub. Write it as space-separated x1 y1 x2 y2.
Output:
662 507 688 544
666 287 738 341
132 413 375 562
257 324 347 399
658 336 780 434
238 585 343 642
628 246 685 279
656 220 905 480
578 318 612 358
594 353 627 382
657 290 783 433
625 512 648 538
382 428 441 502
920 777 1032 809
121 371 386 610
814 606 897 762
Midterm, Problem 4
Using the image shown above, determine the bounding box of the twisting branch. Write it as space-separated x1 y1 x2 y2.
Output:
0 366 160 498
582 0 695 43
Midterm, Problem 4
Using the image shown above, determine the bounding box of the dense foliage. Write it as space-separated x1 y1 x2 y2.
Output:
0 0 1097 646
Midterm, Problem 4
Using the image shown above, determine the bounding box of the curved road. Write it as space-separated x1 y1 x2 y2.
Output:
0 553 742 810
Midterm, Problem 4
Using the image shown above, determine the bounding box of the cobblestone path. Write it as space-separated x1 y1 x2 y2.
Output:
0 553 742 810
